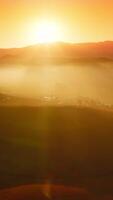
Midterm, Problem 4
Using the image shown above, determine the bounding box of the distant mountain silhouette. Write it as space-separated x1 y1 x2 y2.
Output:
0 41 113 65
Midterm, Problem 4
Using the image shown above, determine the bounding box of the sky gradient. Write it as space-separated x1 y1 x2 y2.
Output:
0 0 113 47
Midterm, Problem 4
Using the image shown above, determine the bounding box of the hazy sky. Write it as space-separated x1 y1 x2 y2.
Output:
0 0 113 47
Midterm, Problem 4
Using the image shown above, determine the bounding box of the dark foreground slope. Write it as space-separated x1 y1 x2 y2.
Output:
0 184 90 200
0 106 113 198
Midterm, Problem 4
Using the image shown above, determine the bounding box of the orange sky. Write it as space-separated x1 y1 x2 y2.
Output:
0 0 113 47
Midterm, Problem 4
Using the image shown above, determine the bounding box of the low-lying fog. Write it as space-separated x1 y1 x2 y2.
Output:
0 63 113 105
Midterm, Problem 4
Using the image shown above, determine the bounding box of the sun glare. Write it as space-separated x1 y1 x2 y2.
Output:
28 20 61 44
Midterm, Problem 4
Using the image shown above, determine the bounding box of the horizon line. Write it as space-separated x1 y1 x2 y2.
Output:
0 40 113 50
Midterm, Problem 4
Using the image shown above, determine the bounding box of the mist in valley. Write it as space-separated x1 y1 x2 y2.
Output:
0 62 113 106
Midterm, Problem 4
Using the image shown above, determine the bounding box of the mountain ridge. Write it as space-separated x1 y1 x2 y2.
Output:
0 41 113 65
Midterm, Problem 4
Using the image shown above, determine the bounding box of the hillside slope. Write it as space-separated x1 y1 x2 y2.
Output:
0 184 89 200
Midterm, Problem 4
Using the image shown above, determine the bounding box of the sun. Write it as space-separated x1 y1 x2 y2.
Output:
28 20 61 44
38 21 60 43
